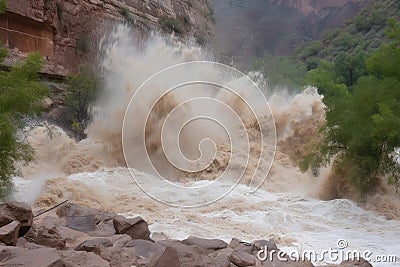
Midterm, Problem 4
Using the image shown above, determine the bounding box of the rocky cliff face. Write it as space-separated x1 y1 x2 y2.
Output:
269 0 359 16
209 0 362 63
0 0 214 76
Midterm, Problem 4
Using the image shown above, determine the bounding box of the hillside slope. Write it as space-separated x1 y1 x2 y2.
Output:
209 0 363 65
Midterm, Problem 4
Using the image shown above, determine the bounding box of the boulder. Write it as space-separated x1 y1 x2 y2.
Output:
16 237 47 249
25 218 67 249
53 250 110 267
229 250 257 267
113 215 151 241
93 218 117 237
127 239 180 267
182 236 228 251
108 234 133 248
98 246 138 267
0 246 61 266
0 202 33 236
0 221 21 246
56 202 115 232
74 238 113 254
157 239 214 266
208 247 234 267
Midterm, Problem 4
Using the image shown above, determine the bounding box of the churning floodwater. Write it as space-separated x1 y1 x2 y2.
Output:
12 25 400 266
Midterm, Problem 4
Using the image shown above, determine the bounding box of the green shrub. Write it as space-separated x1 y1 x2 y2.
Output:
0 0 7 13
161 17 184 34
65 65 101 140
119 6 132 21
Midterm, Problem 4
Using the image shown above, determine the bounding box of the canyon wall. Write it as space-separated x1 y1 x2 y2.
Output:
1 0 214 76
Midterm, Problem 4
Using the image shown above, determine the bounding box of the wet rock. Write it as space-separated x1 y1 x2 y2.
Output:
0 221 21 246
0 202 33 236
113 215 151 241
229 250 257 266
182 236 228 251
127 239 180 267
0 246 60 266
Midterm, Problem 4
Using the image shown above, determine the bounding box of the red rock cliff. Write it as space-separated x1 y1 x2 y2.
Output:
0 0 214 76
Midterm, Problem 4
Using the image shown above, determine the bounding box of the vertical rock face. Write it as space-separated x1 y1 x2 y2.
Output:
269 0 359 16
0 0 215 76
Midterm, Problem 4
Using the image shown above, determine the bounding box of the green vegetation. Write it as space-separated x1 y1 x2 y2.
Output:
0 51 49 198
301 20 400 195
299 0 399 64
64 65 101 140
119 6 132 22
160 17 184 34
0 0 6 14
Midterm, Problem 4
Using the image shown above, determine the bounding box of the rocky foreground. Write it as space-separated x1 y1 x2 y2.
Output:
0 201 372 267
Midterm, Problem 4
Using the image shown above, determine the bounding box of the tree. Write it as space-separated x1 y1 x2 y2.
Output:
0 51 49 198
303 20 400 194
333 51 367 87
65 65 101 140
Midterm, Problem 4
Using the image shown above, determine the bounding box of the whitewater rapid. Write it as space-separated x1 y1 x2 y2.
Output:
13 167 400 266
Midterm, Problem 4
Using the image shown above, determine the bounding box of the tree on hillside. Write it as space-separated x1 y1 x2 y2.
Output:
302 19 400 194
0 51 49 198
333 51 367 87
64 65 101 140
